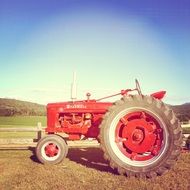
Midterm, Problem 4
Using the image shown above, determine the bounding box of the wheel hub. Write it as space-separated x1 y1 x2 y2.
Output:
122 119 156 154
132 128 144 142
45 143 59 157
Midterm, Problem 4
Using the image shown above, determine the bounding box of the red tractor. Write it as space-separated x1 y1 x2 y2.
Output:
36 79 182 178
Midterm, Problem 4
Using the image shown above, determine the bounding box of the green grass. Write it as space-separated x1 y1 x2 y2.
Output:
0 116 46 126
0 132 37 139
0 149 189 190
183 127 190 134
0 116 46 139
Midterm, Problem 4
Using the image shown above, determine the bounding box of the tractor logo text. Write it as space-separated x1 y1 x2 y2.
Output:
66 104 87 109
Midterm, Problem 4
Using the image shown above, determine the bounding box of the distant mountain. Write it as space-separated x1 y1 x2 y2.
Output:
0 98 46 116
171 103 190 122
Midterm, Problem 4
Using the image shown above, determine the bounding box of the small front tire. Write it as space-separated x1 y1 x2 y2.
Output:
36 135 68 164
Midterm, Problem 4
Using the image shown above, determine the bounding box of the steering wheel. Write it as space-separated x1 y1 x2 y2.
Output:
135 79 142 95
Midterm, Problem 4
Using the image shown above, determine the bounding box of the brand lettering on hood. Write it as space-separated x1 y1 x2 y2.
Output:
66 104 87 109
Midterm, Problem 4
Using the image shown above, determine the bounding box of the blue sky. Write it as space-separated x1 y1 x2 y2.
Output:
0 0 190 104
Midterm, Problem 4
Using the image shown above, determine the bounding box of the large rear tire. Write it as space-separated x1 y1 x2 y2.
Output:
99 95 182 178
36 135 68 164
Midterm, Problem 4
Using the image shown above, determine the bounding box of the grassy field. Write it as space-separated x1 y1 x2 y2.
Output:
0 116 46 126
0 149 189 190
0 116 190 189
0 116 46 139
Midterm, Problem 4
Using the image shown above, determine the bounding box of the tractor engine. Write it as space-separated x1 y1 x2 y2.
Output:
58 113 92 139
59 113 91 125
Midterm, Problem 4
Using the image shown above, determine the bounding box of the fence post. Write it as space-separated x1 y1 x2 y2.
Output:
37 122 42 141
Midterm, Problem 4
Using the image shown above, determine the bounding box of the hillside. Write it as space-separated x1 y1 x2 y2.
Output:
171 103 190 122
0 98 46 116
0 98 190 121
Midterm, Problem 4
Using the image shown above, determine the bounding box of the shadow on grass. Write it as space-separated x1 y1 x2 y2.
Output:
29 146 117 174
29 147 41 164
67 148 117 174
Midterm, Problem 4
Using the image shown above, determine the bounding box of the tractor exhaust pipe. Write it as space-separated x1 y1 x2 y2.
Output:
71 71 77 101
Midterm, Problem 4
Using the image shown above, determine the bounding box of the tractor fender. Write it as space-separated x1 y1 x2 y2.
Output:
150 91 166 100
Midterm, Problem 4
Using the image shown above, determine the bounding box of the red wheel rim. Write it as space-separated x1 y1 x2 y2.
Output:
45 143 59 157
115 111 163 161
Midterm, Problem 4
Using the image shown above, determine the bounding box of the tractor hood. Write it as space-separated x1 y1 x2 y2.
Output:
47 100 112 113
